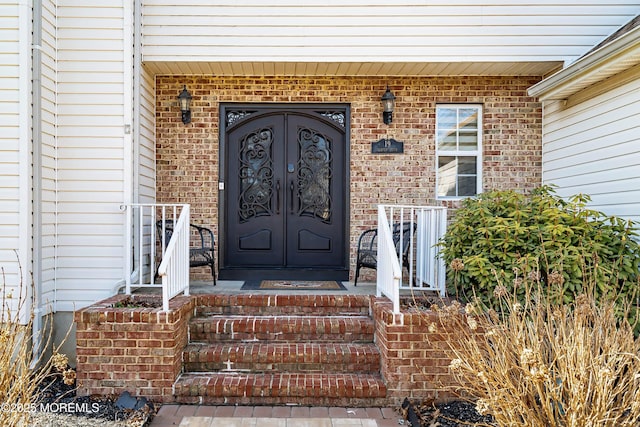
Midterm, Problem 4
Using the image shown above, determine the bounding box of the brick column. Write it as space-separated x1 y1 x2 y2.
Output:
373 298 460 405
74 294 194 402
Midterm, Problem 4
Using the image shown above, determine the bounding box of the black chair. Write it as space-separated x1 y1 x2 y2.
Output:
155 220 216 285
354 222 414 286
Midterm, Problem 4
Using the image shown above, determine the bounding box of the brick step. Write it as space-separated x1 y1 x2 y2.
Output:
173 372 388 406
183 342 381 374
194 294 371 317
189 315 375 343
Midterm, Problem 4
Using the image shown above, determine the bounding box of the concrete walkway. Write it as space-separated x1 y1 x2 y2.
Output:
150 405 401 427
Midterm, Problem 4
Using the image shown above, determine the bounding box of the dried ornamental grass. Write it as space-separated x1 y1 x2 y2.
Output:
0 263 74 427
436 283 640 427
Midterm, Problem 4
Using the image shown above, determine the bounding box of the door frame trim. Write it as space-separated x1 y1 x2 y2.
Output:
218 103 351 280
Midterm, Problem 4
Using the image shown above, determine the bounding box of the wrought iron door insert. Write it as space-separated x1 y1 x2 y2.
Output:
221 105 349 279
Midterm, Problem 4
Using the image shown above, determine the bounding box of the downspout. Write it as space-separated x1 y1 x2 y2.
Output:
31 0 44 364
133 0 141 204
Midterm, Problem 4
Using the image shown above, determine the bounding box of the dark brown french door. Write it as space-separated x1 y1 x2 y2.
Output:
220 105 349 279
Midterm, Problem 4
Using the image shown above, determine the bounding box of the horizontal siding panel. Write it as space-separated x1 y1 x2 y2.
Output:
543 85 638 154
0 201 19 214
56 105 124 117
146 45 589 61
57 4 124 18
544 127 636 172
0 149 19 163
0 64 19 77
143 0 640 5
56 192 124 204
57 180 124 192
0 127 19 139
57 51 124 62
542 71 640 223
142 1 639 63
57 128 124 139
56 206 123 218
57 72 125 84
550 177 640 196
0 249 21 267
143 23 617 38
148 34 604 48
57 170 125 182
547 164 639 187
58 61 125 73
58 224 124 237
57 82 126 94
56 233 123 246
0 224 18 238
57 17 124 29
0 86 19 102
58 246 122 260
57 116 123 126
56 210 122 222
0 52 19 63
0 185 19 201
56 289 118 312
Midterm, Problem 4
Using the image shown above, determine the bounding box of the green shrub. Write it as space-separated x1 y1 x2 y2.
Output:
440 186 640 309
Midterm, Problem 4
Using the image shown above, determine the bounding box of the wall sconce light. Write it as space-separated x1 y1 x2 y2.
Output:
381 87 396 125
178 85 192 124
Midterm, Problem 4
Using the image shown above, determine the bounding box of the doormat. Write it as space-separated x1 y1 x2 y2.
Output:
241 280 346 290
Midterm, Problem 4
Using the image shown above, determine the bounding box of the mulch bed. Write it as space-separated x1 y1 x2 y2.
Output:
402 398 495 427
35 373 155 426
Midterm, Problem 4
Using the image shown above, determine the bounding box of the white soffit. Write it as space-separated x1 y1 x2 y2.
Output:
529 25 640 101
143 61 562 77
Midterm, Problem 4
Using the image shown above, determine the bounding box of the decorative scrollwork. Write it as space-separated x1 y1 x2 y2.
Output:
318 111 345 128
227 110 257 127
297 128 332 222
238 128 274 222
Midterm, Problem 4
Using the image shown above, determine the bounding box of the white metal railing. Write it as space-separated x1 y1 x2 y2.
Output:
376 205 448 313
122 203 190 311
376 206 402 313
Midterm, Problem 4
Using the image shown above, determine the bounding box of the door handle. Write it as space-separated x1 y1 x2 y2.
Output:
275 180 281 214
290 180 295 213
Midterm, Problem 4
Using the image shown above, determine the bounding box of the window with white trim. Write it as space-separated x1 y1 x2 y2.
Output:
436 105 482 198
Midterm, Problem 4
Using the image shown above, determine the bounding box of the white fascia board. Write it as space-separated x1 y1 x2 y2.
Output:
528 25 640 101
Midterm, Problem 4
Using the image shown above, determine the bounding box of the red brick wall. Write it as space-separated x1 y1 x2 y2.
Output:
373 298 461 404
76 294 466 405
156 76 543 280
74 295 194 403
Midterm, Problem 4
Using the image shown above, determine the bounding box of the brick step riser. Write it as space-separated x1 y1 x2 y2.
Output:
189 317 375 344
174 395 391 407
183 343 380 374
184 361 380 374
189 332 374 343
196 307 369 317
194 295 372 318
173 373 388 407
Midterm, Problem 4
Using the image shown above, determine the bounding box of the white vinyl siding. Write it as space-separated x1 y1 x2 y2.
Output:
55 1 128 311
0 2 27 297
542 68 640 224
138 65 155 204
141 1 640 64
